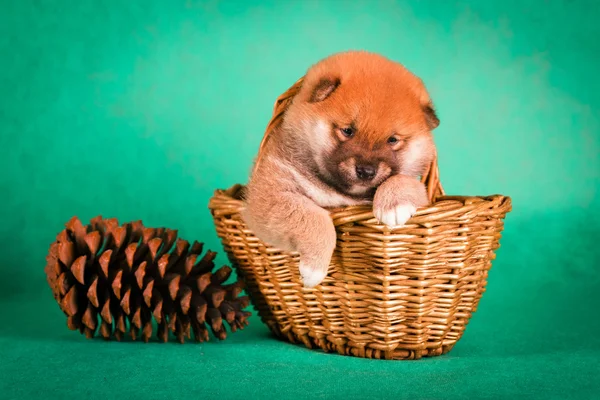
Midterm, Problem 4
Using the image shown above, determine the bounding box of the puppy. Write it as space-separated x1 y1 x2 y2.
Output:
242 51 440 288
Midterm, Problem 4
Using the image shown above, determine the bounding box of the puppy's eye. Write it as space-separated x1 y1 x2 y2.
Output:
387 136 402 145
340 127 355 138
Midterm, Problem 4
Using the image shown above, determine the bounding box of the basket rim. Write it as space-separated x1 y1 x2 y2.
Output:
208 183 512 229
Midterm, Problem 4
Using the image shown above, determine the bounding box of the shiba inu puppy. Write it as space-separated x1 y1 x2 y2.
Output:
242 51 439 288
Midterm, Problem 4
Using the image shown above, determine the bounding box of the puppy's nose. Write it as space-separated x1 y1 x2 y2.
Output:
355 164 377 181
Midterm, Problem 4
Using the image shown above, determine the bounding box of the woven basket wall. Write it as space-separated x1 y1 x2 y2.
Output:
208 77 512 360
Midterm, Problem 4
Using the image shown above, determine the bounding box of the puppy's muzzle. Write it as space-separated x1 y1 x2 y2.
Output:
355 164 377 181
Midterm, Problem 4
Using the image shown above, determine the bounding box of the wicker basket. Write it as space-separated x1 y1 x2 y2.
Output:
208 77 512 360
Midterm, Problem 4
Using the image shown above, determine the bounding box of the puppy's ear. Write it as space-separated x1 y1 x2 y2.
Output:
423 104 440 130
308 77 340 103
416 79 440 130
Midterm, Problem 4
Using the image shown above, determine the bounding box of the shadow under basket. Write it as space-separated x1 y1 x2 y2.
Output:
208 77 512 360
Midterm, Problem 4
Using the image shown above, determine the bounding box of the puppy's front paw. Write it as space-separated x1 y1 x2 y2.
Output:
373 175 428 229
373 201 417 228
299 259 329 288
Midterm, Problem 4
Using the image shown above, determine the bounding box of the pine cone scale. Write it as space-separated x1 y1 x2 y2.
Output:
120 286 131 314
71 255 86 285
98 250 111 279
125 243 138 269
83 231 101 259
193 272 212 294
100 299 112 323
142 279 154 307
82 304 97 331
111 269 123 298
178 286 193 314
134 260 147 289
61 285 78 316
87 276 99 307
58 240 75 267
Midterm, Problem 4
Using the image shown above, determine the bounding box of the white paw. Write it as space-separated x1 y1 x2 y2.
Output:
374 202 417 228
299 261 328 288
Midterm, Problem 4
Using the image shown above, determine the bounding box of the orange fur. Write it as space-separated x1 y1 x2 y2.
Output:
287 50 438 147
243 50 440 288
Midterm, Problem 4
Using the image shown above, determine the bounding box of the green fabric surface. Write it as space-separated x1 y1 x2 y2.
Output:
1 1 599 399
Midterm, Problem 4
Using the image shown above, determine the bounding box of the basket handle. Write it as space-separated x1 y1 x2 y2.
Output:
252 76 445 203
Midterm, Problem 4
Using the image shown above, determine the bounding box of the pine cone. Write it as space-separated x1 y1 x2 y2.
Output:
44 216 251 343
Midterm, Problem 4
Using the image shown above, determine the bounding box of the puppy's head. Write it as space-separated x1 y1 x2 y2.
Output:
281 51 439 198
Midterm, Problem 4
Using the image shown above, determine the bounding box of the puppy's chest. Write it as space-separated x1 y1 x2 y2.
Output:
290 168 370 208
263 155 371 208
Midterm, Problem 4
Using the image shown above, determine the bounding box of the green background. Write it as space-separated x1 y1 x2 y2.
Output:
1 0 599 399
